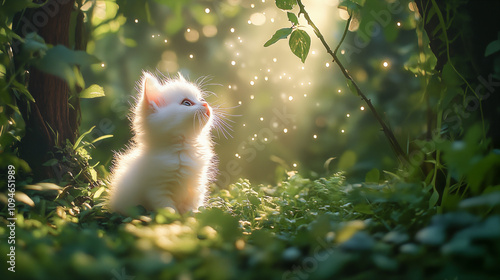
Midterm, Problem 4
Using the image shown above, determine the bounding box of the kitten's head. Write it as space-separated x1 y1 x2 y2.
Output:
133 72 212 142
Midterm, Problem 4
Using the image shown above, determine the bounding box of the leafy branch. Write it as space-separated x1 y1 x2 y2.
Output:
265 0 408 164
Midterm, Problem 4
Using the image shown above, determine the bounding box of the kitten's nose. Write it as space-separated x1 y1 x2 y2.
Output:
202 103 210 116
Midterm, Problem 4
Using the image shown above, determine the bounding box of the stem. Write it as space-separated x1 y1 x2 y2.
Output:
296 0 408 163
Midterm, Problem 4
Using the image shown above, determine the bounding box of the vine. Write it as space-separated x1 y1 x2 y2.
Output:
265 0 409 164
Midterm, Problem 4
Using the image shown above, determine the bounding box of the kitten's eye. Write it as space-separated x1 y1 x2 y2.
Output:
181 99 193 106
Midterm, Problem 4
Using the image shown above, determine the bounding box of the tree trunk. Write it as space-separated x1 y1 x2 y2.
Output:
14 0 81 180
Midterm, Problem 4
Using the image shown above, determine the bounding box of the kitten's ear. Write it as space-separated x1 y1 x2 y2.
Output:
142 72 164 108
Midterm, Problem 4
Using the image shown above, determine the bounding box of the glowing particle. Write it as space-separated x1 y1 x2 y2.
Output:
260 117 264 121
338 89 341 93
301 66 305 70
270 18 275 23
360 106 365 111
267 69 271 72
134 19 138 23
250 81 255 85
152 35 155 38
304 94 307 97
272 58 277 62
101 63 105 68
187 28 191 32
313 134 317 139
235 153 239 158
341 49 345 55
251 4 255 8
236 52 240 56
248 20 252 24
238 101 242 105
326 62 330 67
341 129 345 133
254 76 258 80
254 134 257 137
383 61 389 67
243 124 246 127
293 163 297 168
346 113 350 117
229 85 232 89
189 54 194 59
205 8 210 13
264 76 268 81
230 28 235 33
284 128 288 133
288 96 293 101
397 21 401 27
250 95 255 99
231 61 236 66
164 39 168 43
251 137 255 141
264 138 268 142
312 50 316 55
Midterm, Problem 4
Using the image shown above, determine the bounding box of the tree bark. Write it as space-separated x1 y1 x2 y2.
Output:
14 0 81 180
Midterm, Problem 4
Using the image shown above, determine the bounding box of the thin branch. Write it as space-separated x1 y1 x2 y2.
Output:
296 0 408 164
333 12 352 56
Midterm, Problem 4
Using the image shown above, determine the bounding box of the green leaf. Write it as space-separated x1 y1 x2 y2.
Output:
73 126 96 150
338 0 362 13
275 0 296 10
365 168 380 183
429 190 439 208
287 12 299 25
485 38 500 57
35 45 100 90
90 134 113 144
338 150 357 170
79 84 105 99
289 29 311 63
264 28 293 47
346 79 358 96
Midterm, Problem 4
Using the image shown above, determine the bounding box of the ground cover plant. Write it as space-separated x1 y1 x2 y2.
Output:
1 0 500 279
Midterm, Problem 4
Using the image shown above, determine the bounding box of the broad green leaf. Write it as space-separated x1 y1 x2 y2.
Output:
275 0 296 10
79 84 105 99
485 39 500 57
264 27 293 47
289 29 311 63
365 168 380 183
287 12 299 25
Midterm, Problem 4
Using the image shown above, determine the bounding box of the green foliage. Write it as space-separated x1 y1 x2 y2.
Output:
2 173 500 279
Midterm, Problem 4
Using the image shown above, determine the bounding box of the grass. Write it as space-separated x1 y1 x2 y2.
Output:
2 171 500 280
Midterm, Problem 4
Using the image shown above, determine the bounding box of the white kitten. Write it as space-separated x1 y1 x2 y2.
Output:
109 72 222 215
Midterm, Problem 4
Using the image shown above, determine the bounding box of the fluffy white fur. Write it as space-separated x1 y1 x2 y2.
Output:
108 72 216 215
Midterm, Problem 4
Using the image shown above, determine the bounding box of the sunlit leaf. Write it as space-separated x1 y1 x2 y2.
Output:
15 191 35 207
264 28 293 47
79 84 105 99
289 29 311 63
287 12 299 25
275 0 296 10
